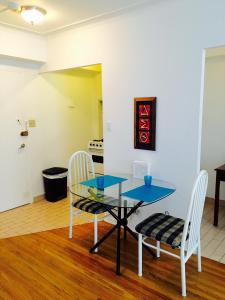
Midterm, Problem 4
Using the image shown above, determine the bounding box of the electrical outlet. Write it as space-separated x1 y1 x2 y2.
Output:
28 119 36 128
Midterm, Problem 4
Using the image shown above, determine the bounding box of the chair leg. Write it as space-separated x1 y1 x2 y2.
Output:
69 194 73 239
197 236 202 272
94 214 98 253
181 257 186 297
138 233 143 276
156 241 160 258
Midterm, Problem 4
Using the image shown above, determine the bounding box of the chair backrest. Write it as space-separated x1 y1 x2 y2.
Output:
68 151 95 188
181 170 208 256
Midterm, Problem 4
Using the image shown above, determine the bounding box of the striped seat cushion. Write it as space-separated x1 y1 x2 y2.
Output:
73 198 107 214
135 213 186 248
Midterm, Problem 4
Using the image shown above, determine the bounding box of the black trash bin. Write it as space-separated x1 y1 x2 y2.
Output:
42 167 68 202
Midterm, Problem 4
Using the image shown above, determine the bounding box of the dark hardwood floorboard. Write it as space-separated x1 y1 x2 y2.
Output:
0 222 225 300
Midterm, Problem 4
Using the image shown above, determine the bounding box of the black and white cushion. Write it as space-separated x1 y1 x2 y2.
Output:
135 213 186 248
73 198 108 214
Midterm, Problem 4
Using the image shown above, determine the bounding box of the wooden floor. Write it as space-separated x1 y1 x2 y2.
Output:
1 197 225 265
1 222 225 300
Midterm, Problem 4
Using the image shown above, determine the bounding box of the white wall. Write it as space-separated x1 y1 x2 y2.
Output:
43 0 225 224
0 59 101 202
2 0 225 222
0 26 46 210
201 55 225 200
0 58 39 212
0 24 46 63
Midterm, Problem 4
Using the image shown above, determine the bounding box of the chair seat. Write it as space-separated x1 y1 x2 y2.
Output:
73 198 108 214
135 213 186 248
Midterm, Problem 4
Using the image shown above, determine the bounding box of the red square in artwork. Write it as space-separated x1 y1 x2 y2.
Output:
139 105 150 117
139 119 150 130
139 131 150 144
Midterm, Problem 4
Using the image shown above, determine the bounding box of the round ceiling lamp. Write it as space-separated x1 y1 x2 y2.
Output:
20 6 47 24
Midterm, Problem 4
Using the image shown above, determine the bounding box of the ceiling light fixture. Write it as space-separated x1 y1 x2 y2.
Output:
20 6 47 25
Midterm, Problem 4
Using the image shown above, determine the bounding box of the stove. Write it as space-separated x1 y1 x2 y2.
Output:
88 139 104 164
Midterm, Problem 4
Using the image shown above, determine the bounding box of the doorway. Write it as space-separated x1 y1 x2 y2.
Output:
43 63 104 175
0 60 35 213
200 47 225 264
0 62 104 238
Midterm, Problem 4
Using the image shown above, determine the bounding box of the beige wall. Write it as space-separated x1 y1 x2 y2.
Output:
25 68 102 196
201 55 225 200
0 59 102 205
96 73 103 138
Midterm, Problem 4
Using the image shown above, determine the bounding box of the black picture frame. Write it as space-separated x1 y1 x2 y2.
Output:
134 97 156 151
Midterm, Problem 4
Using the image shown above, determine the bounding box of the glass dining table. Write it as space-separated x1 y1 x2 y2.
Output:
70 174 175 275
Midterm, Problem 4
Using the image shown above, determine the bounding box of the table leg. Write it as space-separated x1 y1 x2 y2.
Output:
118 182 122 199
89 224 118 253
124 207 127 240
89 200 155 275
127 201 143 218
116 207 121 275
214 174 220 226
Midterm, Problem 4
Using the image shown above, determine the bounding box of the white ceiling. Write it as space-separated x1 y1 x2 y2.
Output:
0 0 148 34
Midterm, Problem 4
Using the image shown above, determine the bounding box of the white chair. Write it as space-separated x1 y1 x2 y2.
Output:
135 170 208 297
68 151 107 252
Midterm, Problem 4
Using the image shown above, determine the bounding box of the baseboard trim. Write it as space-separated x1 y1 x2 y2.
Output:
33 194 45 203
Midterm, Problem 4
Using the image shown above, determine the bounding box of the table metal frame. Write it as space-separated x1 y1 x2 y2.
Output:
89 183 155 275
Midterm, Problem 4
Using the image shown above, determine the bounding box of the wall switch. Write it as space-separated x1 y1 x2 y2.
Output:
106 121 112 132
28 119 36 128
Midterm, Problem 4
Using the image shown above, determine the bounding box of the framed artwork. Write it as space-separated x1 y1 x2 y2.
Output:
134 97 156 151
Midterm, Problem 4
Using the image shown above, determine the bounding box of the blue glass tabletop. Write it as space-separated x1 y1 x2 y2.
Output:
121 184 175 204
70 173 176 208
80 175 127 189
